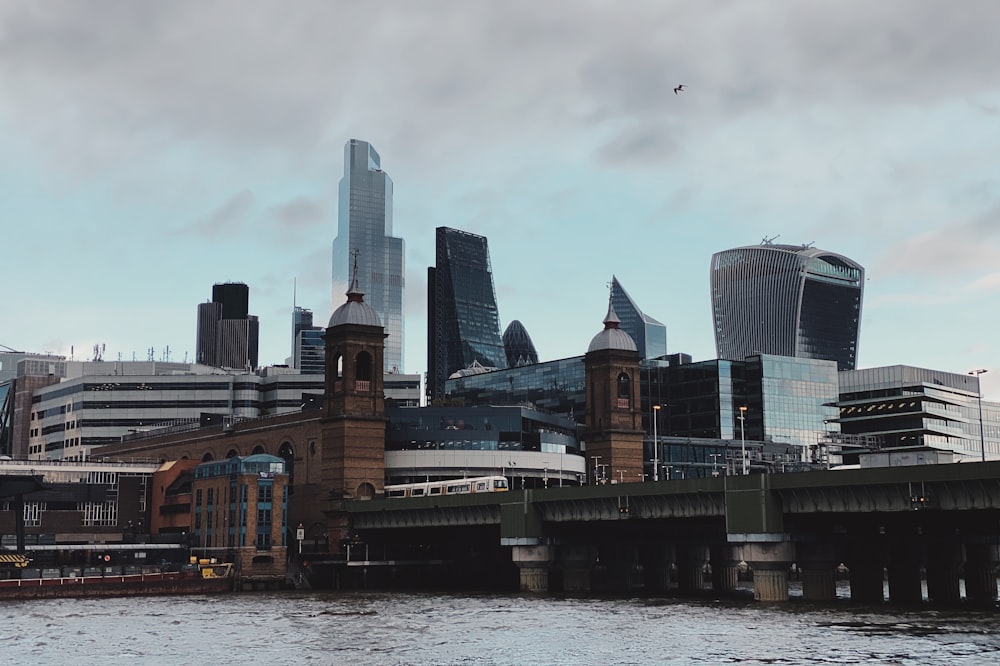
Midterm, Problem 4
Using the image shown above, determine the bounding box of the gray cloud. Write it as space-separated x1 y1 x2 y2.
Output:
174 189 256 239
270 197 327 231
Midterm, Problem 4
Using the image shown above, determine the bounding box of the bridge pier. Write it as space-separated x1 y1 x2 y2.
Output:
639 544 673 594
796 539 842 602
886 531 924 604
558 544 596 592
925 536 963 606
709 544 741 594
737 539 794 602
675 544 709 594
846 530 886 604
512 544 552 593
963 542 1000 605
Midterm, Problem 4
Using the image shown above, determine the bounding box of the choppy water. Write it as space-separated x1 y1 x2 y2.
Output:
2 589 999 665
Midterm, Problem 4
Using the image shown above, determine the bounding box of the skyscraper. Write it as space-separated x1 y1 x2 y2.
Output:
196 282 259 370
710 243 864 371
610 276 667 360
291 306 324 375
427 227 507 401
502 320 539 367
331 139 404 373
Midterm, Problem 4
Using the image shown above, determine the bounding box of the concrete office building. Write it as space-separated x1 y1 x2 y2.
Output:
196 282 259 370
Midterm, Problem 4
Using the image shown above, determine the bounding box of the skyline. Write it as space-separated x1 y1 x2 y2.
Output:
3 2 1000 398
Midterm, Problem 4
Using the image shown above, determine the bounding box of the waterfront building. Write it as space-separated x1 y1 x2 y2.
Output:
427 227 506 402
837 365 1000 461
502 320 539 368
191 454 288 581
710 243 864 370
196 282 260 370
610 276 667 360
385 404 584 487
583 299 644 483
332 139 404 373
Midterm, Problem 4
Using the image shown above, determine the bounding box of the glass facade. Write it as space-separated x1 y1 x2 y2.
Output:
427 227 507 401
332 139 404 373
196 283 259 370
502 320 539 367
711 244 863 370
0 379 12 456
837 365 1000 460
610 276 667 360
294 329 325 376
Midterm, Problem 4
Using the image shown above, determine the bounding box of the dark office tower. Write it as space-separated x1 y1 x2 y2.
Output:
331 139 404 374
502 320 539 367
610 276 667 360
710 243 864 371
292 306 325 374
196 282 260 370
427 227 507 402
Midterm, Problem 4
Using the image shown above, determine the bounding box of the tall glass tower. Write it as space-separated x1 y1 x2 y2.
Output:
610 276 667 360
427 227 507 401
332 139 404 373
710 243 864 371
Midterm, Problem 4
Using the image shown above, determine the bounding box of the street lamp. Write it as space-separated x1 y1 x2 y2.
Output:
969 369 988 462
652 404 661 481
738 406 748 475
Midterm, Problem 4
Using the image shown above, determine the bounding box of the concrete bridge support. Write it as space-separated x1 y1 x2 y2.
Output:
846 533 886 604
675 544 709 594
796 540 842 602
963 542 1000 605
639 544 674 594
739 540 794 602
558 544 596 593
709 544 741 595
512 544 552 593
925 538 963 606
886 533 924 604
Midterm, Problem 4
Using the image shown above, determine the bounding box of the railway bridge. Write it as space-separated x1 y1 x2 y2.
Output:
344 461 1000 604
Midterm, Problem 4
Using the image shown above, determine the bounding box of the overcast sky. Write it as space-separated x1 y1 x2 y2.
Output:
3 1 1000 397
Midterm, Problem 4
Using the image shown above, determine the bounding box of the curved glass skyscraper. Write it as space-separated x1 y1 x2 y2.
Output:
332 139 404 373
502 320 539 368
710 243 864 370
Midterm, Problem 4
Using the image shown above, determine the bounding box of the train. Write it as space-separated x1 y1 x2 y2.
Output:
384 475 509 499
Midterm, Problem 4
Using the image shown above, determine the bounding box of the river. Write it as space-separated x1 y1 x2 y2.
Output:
2 587 999 665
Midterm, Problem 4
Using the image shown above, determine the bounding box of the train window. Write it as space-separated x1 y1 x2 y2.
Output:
447 484 470 494
429 487 442 495
476 482 487 491
494 479 508 489
386 489 406 498
411 488 425 496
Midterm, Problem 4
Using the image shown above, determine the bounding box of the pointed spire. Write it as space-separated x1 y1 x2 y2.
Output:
347 248 365 303
603 279 620 329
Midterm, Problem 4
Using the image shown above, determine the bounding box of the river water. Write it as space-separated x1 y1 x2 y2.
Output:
2 588 999 665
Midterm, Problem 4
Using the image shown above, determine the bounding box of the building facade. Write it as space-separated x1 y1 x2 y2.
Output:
502 320 539 368
610 276 667 360
332 139 404 373
711 243 864 370
427 227 507 402
196 282 259 370
837 365 1000 461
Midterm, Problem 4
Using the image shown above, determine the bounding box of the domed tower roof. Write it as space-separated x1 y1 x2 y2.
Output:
587 298 637 353
328 251 382 328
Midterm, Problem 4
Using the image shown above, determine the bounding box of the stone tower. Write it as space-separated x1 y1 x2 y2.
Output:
584 295 644 484
322 253 387 544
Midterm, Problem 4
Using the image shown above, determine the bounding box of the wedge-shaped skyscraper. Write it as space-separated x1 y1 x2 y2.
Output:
427 227 506 401
710 243 864 371
610 276 667 360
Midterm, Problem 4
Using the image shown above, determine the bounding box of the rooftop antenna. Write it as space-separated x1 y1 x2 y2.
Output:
293 277 297 309
761 234 780 245
802 241 815 249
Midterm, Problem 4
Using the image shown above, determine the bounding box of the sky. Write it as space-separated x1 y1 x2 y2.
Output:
3 1 1000 398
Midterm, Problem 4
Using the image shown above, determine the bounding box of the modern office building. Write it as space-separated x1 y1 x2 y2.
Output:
610 276 667 360
836 365 1000 461
502 320 539 368
385 404 585 487
196 282 260 370
711 243 864 370
332 139 404 373
427 227 506 402
291 306 325 375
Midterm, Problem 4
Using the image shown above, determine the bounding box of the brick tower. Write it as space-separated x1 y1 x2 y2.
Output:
584 295 644 484
322 252 387 545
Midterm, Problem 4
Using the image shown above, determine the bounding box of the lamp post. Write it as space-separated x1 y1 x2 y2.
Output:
738 406 748 475
969 369 988 462
652 404 661 481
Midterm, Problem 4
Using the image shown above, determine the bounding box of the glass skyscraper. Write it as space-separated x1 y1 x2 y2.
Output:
610 276 667 360
710 243 864 371
332 139 404 373
427 227 507 401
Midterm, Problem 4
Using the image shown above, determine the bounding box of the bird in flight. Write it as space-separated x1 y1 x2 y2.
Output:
674 84 686 94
